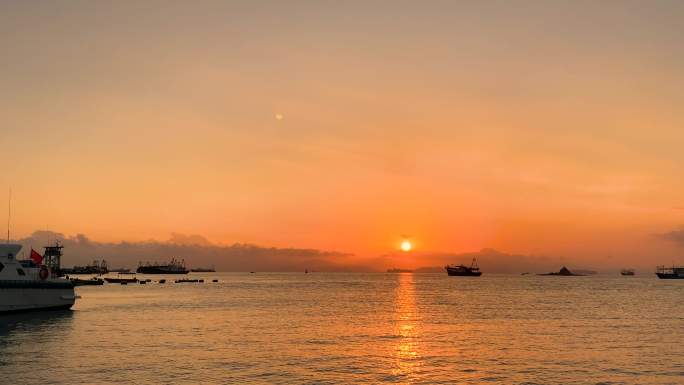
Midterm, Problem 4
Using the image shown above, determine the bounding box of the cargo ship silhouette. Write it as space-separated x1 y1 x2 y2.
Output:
137 258 189 274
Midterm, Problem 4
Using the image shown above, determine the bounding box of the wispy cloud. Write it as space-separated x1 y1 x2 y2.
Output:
655 228 684 247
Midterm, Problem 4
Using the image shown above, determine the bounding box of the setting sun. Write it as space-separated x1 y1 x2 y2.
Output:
400 240 412 252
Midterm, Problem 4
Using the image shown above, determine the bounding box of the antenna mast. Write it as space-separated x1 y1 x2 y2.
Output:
6 188 11 243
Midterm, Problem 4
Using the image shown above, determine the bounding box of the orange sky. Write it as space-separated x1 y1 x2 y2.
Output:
3 1 684 266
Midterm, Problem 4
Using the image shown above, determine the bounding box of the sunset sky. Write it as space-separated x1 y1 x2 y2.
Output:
3 1 684 269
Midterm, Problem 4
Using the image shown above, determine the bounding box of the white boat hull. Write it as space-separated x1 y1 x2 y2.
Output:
0 287 76 314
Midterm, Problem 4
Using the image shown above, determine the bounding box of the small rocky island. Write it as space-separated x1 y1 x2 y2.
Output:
537 266 584 276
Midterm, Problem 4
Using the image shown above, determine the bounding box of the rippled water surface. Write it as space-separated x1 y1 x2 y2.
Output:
1 273 682 384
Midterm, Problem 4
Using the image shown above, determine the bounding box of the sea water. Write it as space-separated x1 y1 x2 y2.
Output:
0 273 682 384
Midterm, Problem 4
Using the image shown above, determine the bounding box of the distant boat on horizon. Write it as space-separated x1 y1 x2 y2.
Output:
104 274 138 284
538 266 583 276
191 265 216 273
137 258 189 274
69 277 104 286
61 259 108 275
445 258 482 277
387 268 413 273
620 269 635 276
656 265 684 279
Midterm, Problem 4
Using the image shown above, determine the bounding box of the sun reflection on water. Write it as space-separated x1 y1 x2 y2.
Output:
391 272 422 379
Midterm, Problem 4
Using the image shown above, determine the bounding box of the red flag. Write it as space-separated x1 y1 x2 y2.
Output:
30 249 43 265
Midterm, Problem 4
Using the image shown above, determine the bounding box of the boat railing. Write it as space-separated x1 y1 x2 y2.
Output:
656 265 684 273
